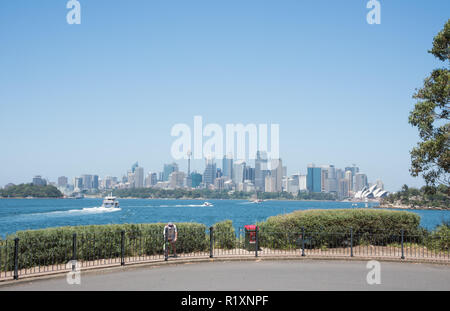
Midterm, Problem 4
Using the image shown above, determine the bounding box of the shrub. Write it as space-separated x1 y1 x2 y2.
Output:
213 220 235 249
257 209 421 249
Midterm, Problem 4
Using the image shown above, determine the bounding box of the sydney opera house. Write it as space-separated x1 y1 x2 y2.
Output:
354 184 389 199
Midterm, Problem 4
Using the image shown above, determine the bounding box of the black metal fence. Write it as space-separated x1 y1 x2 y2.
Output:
1 227 448 281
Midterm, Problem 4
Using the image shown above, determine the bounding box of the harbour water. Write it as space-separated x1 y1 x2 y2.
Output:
0 199 448 237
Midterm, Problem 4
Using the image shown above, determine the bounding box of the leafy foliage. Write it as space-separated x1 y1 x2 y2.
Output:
381 184 449 209
409 19 450 187
0 184 63 198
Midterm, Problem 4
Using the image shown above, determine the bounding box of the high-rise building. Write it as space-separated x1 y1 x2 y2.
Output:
270 159 283 192
222 154 233 180
338 179 350 199
232 160 246 185
57 176 68 187
145 172 158 187
307 164 322 193
32 176 47 186
92 175 99 190
354 173 368 192
134 167 144 188
264 174 276 192
163 163 178 181
81 175 93 190
169 171 186 189
73 177 82 191
190 172 202 188
203 158 216 185
345 170 353 192
244 166 255 184
255 151 269 191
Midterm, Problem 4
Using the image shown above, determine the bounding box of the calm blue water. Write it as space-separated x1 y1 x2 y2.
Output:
0 199 448 237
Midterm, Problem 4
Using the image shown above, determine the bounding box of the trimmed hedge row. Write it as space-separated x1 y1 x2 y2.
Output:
0 223 209 270
257 209 423 249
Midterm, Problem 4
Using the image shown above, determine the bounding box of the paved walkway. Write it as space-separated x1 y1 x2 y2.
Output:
1 259 449 291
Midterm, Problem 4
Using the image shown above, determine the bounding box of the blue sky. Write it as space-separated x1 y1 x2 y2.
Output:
0 0 449 191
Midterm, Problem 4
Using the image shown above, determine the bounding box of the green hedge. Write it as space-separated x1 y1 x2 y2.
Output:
213 220 236 249
257 209 422 249
0 223 209 271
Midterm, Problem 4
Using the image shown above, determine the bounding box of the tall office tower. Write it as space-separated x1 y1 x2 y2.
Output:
344 170 353 191
354 173 368 192
92 175 99 190
320 166 329 192
214 177 226 191
131 162 139 174
169 171 186 189
216 168 223 178
244 167 255 184
32 175 47 186
338 179 350 199
73 177 82 191
255 151 269 191
270 158 283 192
81 175 93 190
203 158 216 185
286 176 299 194
264 174 276 192
145 172 158 187
345 165 359 189
336 169 344 181
282 166 287 178
321 165 337 193
163 163 179 181
298 175 307 191
307 164 322 193
57 176 68 187
232 160 246 185
376 179 384 190
222 154 233 180
134 166 144 188
127 171 135 188
190 172 202 188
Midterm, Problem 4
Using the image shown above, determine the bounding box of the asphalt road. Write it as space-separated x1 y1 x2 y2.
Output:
1 260 449 291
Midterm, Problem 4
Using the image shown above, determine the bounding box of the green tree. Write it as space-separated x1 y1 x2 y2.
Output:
409 19 450 188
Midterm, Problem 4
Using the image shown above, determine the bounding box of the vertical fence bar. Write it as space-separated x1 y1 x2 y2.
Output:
301 227 305 257
209 227 214 258
121 231 125 266
164 227 168 261
350 228 353 257
401 230 405 259
255 227 259 258
13 238 19 280
72 233 77 272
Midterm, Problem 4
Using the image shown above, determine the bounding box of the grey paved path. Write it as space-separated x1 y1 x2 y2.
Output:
1 260 449 291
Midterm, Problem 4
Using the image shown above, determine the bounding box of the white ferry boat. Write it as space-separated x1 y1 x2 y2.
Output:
101 193 120 208
202 202 213 207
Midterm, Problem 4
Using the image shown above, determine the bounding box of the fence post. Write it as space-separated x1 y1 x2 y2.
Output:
121 230 125 266
13 238 19 280
350 228 353 257
255 227 259 258
209 226 214 258
401 229 405 259
164 226 169 261
301 227 305 257
72 233 77 272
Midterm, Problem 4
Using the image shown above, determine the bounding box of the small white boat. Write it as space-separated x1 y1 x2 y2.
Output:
101 193 120 208
202 202 213 207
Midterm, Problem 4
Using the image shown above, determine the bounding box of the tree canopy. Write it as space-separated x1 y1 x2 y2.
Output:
409 19 449 188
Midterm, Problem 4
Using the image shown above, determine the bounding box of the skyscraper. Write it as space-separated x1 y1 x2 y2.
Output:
232 160 246 185
163 163 179 181
255 151 269 191
134 166 144 188
203 158 216 185
57 176 68 187
270 158 283 192
222 154 233 180
354 173 368 192
307 164 322 193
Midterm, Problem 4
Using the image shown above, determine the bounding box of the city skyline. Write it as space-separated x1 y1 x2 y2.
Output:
1 1 449 191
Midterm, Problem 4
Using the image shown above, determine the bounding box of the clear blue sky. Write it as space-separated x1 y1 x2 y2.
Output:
0 0 449 191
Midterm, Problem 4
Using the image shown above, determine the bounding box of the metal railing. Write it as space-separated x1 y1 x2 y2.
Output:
1 227 448 281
